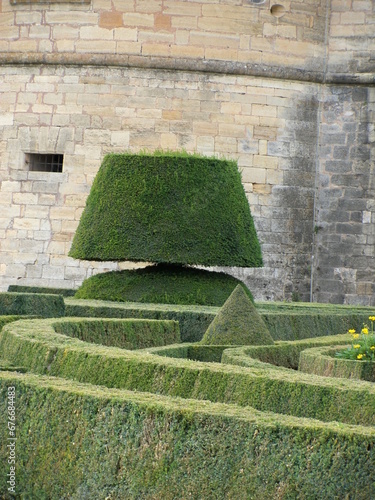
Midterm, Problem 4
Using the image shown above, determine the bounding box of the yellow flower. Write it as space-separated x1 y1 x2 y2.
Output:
353 344 360 349
362 327 369 335
352 334 360 339
357 354 364 359
348 329 356 334
371 346 375 351
369 316 375 322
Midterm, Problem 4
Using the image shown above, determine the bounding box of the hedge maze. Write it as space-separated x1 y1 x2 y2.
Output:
1 153 374 498
0 291 375 499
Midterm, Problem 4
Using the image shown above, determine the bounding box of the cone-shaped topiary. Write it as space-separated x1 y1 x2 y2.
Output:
200 285 274 345
69 152 262 267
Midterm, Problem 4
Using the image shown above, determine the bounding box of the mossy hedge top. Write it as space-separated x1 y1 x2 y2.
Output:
69 153 263 267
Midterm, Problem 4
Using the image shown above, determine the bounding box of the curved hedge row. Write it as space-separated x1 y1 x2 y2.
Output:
65 298 217 343
221 334 352 370
1 299 375 498
1 319 375 426
52 318 180 349
1 371 374 499
69 152 262 267
299 345 375 382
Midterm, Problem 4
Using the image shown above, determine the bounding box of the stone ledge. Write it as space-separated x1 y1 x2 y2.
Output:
1 51 374 85
0 51 327 83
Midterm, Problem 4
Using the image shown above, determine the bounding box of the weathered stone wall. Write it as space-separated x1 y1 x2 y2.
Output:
0 0 374 304
312 85 375 305
2 0 328 81
327 0 375 83
0 65 319 300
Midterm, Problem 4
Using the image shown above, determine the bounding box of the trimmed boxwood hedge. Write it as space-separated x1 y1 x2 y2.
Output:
53 318 180 350
74 264 254 306
65 298 217 343
1 319 375 427
299 345 375 382
1 300 375 498
8 285 76 297
69 151 262 267
221 334 353 370
143 344 231 363
200 285 273 345
1 371 374 499
0 292 65 317
65 298 375 344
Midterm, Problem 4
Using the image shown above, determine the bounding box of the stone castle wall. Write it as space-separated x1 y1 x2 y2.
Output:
0 0 374 304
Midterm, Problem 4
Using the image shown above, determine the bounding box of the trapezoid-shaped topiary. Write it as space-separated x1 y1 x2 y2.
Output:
200 285 274 345
69 151 262 267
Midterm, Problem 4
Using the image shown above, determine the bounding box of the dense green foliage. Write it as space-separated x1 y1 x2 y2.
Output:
0 315 24 331
8 285 76 297
0 292 65 317
2 319 375 427
259 302 373 341
1 371 374 499
74 264 254 307
66 297 375 343
69 152 262 267
53 318 180 350
65 298 217 343
221 335 352 370
1 298 375 497
299 346 375 382
201 285 273 345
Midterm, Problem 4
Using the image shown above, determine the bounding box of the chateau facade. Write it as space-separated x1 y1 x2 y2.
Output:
0 0 374 304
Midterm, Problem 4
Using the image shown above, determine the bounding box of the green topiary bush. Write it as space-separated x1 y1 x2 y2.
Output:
200 285 273 345
69 151 262 267
74 264 254 306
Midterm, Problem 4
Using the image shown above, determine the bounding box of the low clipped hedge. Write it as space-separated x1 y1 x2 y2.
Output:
143 344 230 363
66 298 375 344
65 298 217 343
221 334 353 370
52 318 180 350
69 151 262 267
74 264 254 306
8 285 76 297
299 345 375 382
1 371 374 499
1 319 375 427
260 309 372 341
0 315 25 331
0 293 65 317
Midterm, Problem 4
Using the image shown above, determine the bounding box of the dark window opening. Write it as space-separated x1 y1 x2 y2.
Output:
26 153 64 173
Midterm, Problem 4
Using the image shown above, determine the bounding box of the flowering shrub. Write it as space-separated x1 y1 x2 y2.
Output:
335 316 375 361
